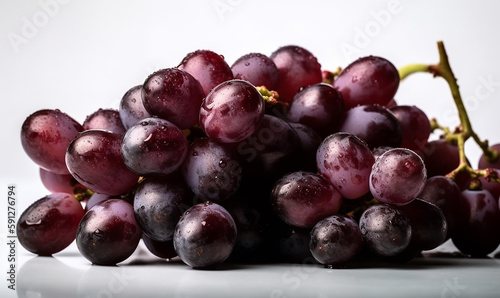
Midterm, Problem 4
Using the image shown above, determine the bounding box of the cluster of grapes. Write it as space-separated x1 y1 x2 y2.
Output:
17 44 500 269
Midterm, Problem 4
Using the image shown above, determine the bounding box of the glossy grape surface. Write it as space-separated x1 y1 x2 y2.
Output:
270 171 342 228
173 202 237 269
17 193 85 256
390 105 431 151
270 45 322 102
333 56 399 109
178 49 234 96
66 130 139 196
316 132 375 199
231 52 279 90
142 68 204 129
83 108 126 136
21 109 83 175
369 148 426 205
121 117 188 176
200 79 265 143
76 199 142 265
119 85 152 129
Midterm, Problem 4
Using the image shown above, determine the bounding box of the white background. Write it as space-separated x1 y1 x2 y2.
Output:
1 0 500 296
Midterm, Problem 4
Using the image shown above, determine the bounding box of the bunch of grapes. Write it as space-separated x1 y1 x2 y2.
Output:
17 42 500 269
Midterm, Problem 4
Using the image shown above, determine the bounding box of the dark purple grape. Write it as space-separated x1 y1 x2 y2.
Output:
76 199 142 265
17 193 85 256
333 56 399 109
121 117 188 176
418 176 461 239
452 189 500 257
372 146 394 160
316 132 375 199
287 83 345 137
181 138 242 202
231 52 279 90
339 104 402 149
478 143 500 170
178 49 234 96
66 130 139 196
21 109 83 175
359 204 412 257
309 215 363 267
390 105 431 151
370 148 426 206
119 85 152 129
39 167 85 195
236 114 301 181
142 68 205 129
420 139 460 177
289 122 322 171
270 45 322 102
173 202 237 269
199 79 265 143
399 199 448 251
142 234 177 260
270 171 342 228
83 108 126 136
133 174 192 242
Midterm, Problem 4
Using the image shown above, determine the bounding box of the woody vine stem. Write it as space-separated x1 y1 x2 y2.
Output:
398 41 499 187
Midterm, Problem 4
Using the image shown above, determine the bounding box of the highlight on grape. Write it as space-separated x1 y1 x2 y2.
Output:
17 41 500 269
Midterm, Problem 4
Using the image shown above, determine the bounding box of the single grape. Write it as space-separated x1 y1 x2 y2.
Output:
17 193 85 256
420 139 460 177
287 83 345 137
418 176 461 239
270 45 322 102
85 192 112 212
231 52 279 90
339 104 402 149
181 138 242 202
178 49 234 96
333 56 399 109
399 199 448 251
199 79 265 143
83 108 126 136
370 148 426 206
119 85 152 129
372 146 394 160
21 109 83 175
309 215 363 267
142 234 177 260
316 132 375 199
452 189 500 257
173 202 237 269
39 167 85 195
142 68 205 129
65 129 139 196
133 173 192 242
390 105 431 151
121 117 188 176
478 143 500 170
359 204 412 257
76 199 142 265
270 171 342 228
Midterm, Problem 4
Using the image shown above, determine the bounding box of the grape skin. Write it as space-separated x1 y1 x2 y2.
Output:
76 199 142 265
21 109 83 175
231 52 279 90
369 148 426 206
173 202 237 269
83 108 126 136
316 132 375 199
17 193 85 256
119 85 152 130
66 129 139 196
270 171 342 228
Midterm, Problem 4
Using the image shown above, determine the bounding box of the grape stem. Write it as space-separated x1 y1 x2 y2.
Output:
399 41 499 185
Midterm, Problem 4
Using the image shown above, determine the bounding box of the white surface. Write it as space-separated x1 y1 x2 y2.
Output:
2 0 500 297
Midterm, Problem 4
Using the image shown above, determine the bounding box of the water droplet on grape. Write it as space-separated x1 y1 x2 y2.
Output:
26 218 42 225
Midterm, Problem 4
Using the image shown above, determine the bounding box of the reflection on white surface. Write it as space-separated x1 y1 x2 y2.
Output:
14 243 500 298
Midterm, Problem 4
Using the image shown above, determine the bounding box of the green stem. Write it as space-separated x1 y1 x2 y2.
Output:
399 41 498 187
